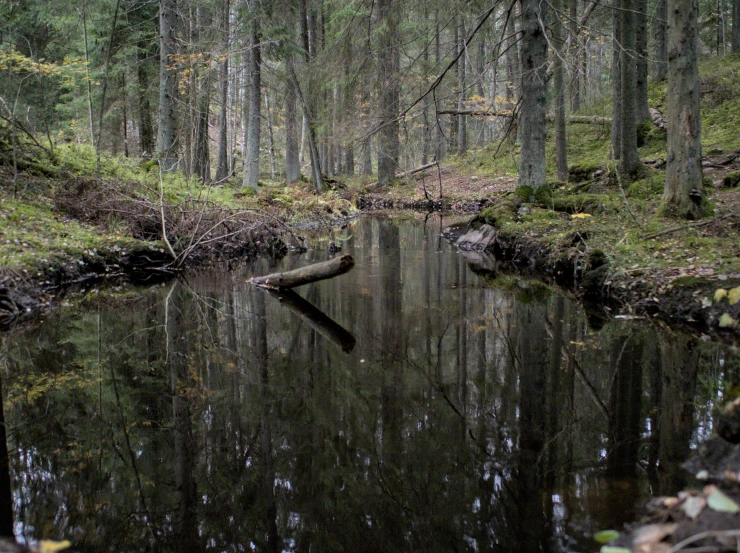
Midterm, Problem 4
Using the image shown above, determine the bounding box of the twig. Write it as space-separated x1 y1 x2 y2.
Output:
158 164 178 260
610 159 642 227
640 213 736 240
667 530 740 553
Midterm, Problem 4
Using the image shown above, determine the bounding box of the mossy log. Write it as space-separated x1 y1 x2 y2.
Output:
250 255 354 289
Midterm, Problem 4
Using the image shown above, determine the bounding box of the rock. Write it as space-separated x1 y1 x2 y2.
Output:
456 224 497 252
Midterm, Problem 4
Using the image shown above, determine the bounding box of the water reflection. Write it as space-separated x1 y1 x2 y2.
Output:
0 216 738 552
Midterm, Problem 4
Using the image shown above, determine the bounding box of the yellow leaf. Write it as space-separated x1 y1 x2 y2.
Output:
37 540 72 553
571 213 592 219
714 288 728 302
729 287 740 305
719 313 738 329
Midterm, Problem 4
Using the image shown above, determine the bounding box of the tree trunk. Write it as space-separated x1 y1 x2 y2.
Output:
243 3 261 190
435 9 447 161
456 17 467 157
156 0 178 171
361 138 372 175
265 91 277 180
285 63 301 183
136 45 155 157
569 0 581 111
554 0 568 181
620 0 641 177
517 0 549 198
653 0 668 80
193 8 212 185
733 0 740 51
611 0 622 159
376 0 400 185
663 0 704 218
635 0 651 134
215 0 231 181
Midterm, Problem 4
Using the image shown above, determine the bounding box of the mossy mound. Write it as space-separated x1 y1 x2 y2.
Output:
568 163 601 183
470 195 521 228
722 170 740 188
627 172 665 198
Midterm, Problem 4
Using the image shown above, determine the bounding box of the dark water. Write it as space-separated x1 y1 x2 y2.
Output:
1 215 738 552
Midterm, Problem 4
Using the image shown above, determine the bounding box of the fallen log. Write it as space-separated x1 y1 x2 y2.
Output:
436 109 612 126
364 161 438 190
250 255 354 290
266 289 356 353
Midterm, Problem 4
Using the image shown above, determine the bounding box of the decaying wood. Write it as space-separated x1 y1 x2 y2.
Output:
266 289 356 353
650 107 666 130
365 161 438 190
250 255 354 289
436 110 612 126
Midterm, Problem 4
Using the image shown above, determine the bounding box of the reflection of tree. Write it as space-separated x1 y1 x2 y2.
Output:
514 290 550 552
166 283 201 553
607 330 644 479
0 378 14 538
0 217 735 553
659 333 699 492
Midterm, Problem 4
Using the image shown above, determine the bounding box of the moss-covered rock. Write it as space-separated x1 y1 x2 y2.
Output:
722 170 740 188
568 163 601 183
470 195 521 228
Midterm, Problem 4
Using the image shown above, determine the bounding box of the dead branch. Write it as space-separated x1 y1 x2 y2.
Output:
365 161 438 190
251 255 354 289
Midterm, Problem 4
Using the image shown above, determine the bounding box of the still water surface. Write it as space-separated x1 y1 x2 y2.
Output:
1 215 739 552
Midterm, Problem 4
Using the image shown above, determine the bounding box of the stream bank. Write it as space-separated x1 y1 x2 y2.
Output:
355 162 740 341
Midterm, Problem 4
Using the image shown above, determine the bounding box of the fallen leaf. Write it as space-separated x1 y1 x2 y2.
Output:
719 313 739 329
571 213 592 219
36 541 72 553
681 496 706 520
729 287 740 305
715 288 728 302
594 530 620 544
632 524 678 546
706 487 740 513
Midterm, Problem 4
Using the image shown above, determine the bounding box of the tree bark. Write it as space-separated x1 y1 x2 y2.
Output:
215 0 231 181
653 0 668 79
611 0 622 159
733 0 740 51
554 0 568 181
377 0 400 185
620 0 641 177
251 255 355 289
517 0 549 197
435 9 447 161
243 2 261 190
635 0 651 133
156 0 178 170
456 16 468 157
663 0 704 218
285 63 301 183
569 0 581 111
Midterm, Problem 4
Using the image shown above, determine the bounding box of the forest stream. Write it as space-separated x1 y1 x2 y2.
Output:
1 215 739 552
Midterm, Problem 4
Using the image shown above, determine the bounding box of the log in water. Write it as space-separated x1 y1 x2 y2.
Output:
250 255 355 290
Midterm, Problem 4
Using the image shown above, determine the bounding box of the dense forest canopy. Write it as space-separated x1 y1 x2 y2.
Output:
0 0 726 215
